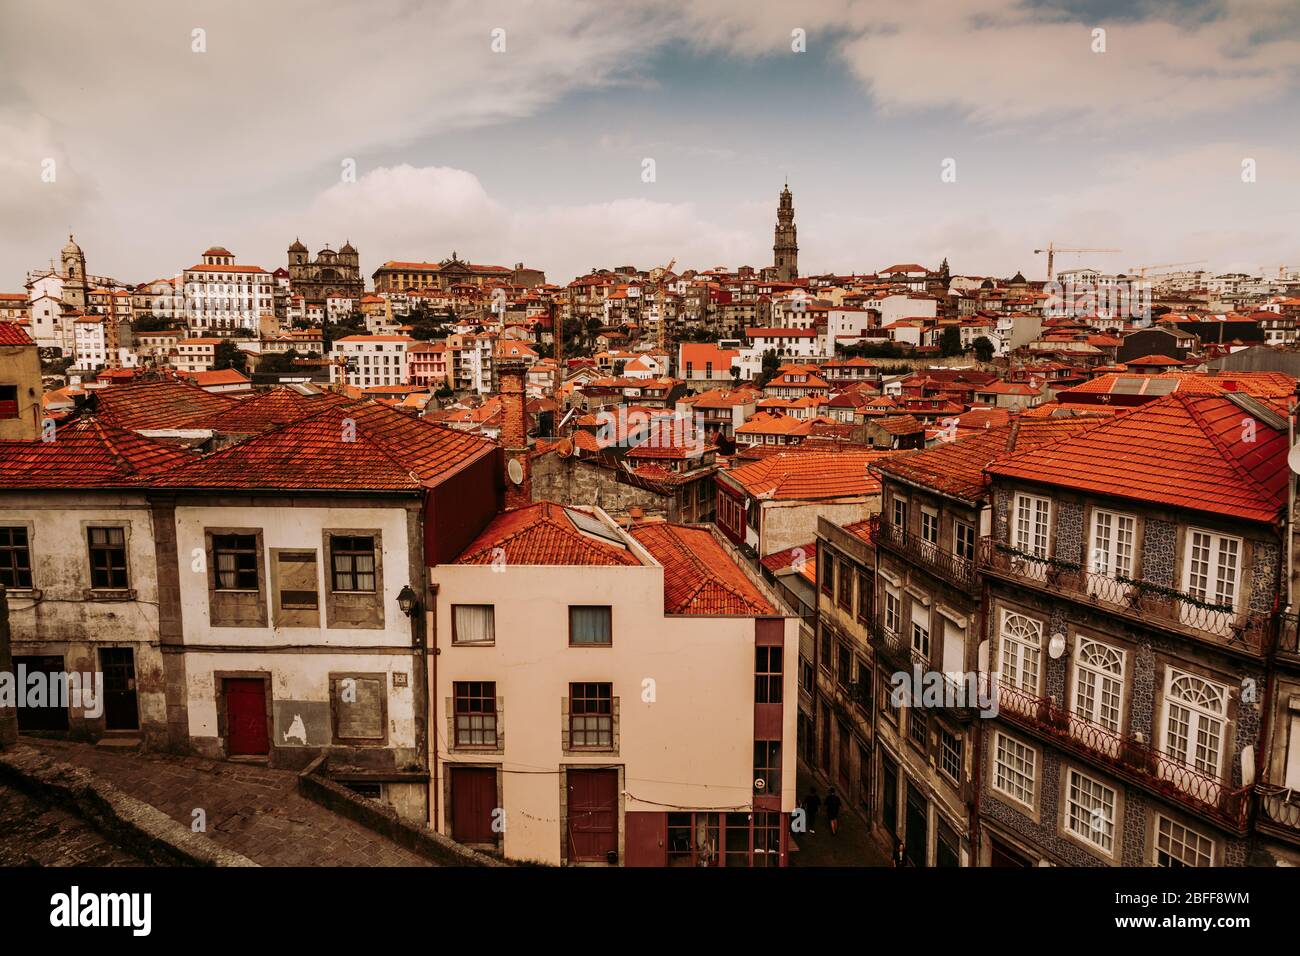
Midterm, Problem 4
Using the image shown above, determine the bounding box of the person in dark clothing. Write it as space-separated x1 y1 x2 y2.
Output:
893 837 907 866
825 787 842 836
802 788 821 834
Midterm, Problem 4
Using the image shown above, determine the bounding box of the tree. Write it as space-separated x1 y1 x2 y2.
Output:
939 326 963 357
973 336 995 363
213 340 248 374
757 349 780 386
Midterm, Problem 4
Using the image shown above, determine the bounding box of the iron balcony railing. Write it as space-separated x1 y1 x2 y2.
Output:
1256 784 1300 839
995 678 1250 831
876 521 978 591
981 538 1272 657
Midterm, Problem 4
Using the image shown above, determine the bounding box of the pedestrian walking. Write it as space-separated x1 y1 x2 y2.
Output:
803 787 820 834
825 786 842 836
893 837 906 867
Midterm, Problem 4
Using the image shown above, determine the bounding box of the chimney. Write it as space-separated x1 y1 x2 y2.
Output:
498 360 532 509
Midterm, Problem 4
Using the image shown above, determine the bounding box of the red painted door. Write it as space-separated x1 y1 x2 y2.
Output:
567 768 618 863
225 679 268 755
450 767 498 845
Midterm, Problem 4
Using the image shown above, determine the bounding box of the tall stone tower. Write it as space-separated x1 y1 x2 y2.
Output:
773 183 798 282
61 234 89 312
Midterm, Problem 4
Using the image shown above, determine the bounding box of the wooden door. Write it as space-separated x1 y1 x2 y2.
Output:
450 767 498 845
225 678 268 755
13 656 69 731
98 648 139 731
567 768 618 863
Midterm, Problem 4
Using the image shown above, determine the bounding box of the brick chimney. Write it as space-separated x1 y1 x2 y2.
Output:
498 360 532 510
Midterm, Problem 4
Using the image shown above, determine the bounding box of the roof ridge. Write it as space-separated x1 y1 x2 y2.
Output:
1181 393 1280 510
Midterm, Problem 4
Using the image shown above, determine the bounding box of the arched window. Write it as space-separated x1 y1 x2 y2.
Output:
999 612 1042 692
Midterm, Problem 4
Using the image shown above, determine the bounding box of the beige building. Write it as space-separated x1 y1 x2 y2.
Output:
431 505 799 866
0 322 43 439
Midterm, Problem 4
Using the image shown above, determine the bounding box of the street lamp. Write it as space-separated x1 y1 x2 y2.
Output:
397 584 419 617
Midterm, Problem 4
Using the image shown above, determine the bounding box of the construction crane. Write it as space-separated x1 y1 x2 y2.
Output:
1033 242 1121 280
1127 259 1208 278
650 257 676 372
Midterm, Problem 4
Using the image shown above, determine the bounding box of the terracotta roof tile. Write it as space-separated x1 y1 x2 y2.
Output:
0 322 34 346
986 393 1287 523
761 542 817 585
723 449 896 500
632 523 774 616
0 417 197 488
94 380 239 431
457 502 640 566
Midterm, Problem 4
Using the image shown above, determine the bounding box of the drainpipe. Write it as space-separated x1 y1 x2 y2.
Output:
427 579 440 834
0 587 16 749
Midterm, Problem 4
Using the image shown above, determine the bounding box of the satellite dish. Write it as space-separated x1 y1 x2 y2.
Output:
1289 442 1300 475
1048 632 1066 659
753 778 766 792
507 458 524 485
556 437 573 459
1242 745 1256 786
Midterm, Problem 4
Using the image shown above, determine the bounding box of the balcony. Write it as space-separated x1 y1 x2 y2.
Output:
996 679 1250 832
1256 784 1300 843
876 522 978 592
981 539 1271 657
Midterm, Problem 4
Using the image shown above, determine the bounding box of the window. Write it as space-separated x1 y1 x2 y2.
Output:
1064 768 1116 853
954 522 976 563
821 549 835 596
0 527 32 589
453 605 495 645
569 682 613 748
799 657 814 696
921 508 939 545
1073 638 1125 732
87 527 128 589
992 732 1035 808
856 571 870 623
453 681 497 748
1154 815 1214 867
819 623 833 670
1012 493 1051 557
938 727 963 782
1183 530 1241 611
332 674 385 741
569 605 612 646
1162 671 1228 776
892 496 908 532
837 644 852 691
667 812 720 867
755 646 783 703
330 535 376 592
0 384 17 419
753 810 782 867
999 611 1042 693
1089 510 1135 579
908 709 927 750
212 534 258 591
910 600 930 661
274 550 318 609
754 740 781 795
837 559 853 611
884 586 901 635
855 660 873 712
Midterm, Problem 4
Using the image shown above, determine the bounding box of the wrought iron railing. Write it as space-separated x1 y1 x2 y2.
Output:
995 678 1249 830
981 538 1271 656
876 521 978 591
1256 784 1300 836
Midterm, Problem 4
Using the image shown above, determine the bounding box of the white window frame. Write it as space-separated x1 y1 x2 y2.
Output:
1180 529 1242 636
1088 509 1136 581
991 731 1036 809
884 585 901 636
920 507 939 546
1160 668 1229 781
1064 767 1117 854
1153 814 1215 867
892 496 908 532
1012 492 1051 558
998 610 1042 695
910 599 931 661
954 521 976 563
1072 636 1126 734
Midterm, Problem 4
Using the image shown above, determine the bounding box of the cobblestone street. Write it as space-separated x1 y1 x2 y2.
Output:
22 738 432 867
791 765 892 867
0 779 145 867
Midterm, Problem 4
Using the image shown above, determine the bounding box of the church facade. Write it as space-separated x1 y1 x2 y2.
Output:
287 239 365 306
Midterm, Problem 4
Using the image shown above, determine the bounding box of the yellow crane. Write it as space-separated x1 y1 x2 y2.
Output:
1127 259 1208 278
650 257 676 371
1034 242 1121 280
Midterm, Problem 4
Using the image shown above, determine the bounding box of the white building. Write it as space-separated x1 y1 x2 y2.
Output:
329 335 414 388
182 246 276 335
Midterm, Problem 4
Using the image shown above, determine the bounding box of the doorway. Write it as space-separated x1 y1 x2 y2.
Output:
98 648 139 731
224 678 269 756
566 768 618 863
450 767 499 846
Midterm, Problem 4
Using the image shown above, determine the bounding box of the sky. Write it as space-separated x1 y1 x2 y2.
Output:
2 0 1299 288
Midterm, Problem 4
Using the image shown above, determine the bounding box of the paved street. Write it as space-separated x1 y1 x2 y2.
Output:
24 738 432 867
790 766 891 867
0 780 144 867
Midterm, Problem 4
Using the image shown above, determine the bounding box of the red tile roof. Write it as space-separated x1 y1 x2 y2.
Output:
986 393 1288 523
0 322 34 346
94 380 239 431
723 449 895 500
761 542 817 586
874 418 1100 502
187 386 356 434
457 502 640 566
0 418 197 488
1059 371 1295 399
632 523 774 616
155 401 496 491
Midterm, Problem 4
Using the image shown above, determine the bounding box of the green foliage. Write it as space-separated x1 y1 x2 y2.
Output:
973 336 995 362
